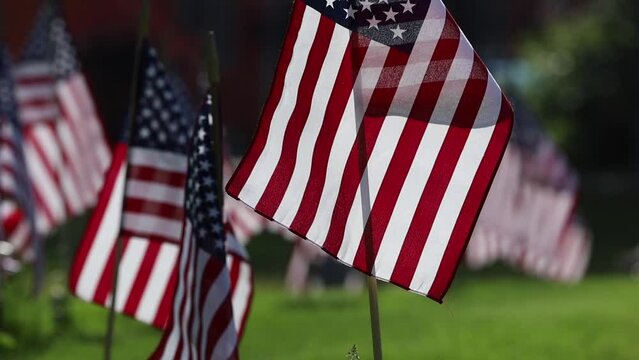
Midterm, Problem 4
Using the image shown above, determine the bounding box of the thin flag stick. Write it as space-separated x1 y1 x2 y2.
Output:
206 31 224 207
103 0 151 359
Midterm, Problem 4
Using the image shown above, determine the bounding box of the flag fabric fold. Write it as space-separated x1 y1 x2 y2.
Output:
226 0 513 302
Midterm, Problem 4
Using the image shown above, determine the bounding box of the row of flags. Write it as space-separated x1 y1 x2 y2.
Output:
466 99 591 282
1 0 594 358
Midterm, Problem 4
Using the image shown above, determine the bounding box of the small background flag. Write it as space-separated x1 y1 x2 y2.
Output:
226 0 513 301
0 46 38 260
151 93 239 360
69 44 253 334
13 3 111 235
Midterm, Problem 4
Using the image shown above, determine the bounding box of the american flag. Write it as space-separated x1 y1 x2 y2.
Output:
151 94 239 360
466 100 591 282
0 46 38 259
13 4 111 234
226 0 513 301
14 5 66 233
69 43 253 333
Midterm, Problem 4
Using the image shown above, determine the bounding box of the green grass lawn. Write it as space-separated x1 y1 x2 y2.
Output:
2 275 637 359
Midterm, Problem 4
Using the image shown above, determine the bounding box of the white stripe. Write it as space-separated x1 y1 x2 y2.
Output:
114 238 149 311
273 22 351 225
13 63 52 78
125 179 184 206
122 213 183 241
337 0 447 264
135 243 179 325
19 105 59 123
211 321 237 360
15 84 55 101
129 148 187 173
159 222 193 360
373 39 475 280
411 78 502 294
306 40 390 246
74 164 126 299
199 264 230 359
238 8 322 208
231 261 252 330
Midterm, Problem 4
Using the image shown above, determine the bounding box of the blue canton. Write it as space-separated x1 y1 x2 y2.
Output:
21 3 57 62
132 44 192 154
185 95 225 259
305 0 431 52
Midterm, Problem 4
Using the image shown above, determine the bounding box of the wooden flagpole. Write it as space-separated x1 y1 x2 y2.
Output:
103 0 151 359
205 31 224 205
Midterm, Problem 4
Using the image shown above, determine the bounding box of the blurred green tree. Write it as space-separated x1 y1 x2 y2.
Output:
518 0 639 172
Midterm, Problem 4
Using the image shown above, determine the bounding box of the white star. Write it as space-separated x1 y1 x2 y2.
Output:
198 145 207 154
325 0 336 8
215 239 224 250
139 127 150 138
401 0 415 14
213 223 223 234
378 0 388 3
383 7 398 22
344 4 357 19
390 25 406 39
367 15 381 30
359 0 374 12
198 128 206 140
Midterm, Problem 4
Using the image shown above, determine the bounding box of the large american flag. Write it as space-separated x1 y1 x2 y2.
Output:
69 44 253 333
151 94 239 360
0 46 38 259
227 0 513 301
13 4 111 234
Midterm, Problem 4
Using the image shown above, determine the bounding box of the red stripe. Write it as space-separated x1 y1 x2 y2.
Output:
226 0 307 196
93 236 132 304
229 256 241 295
121 241 162 317
427 99 512 301
18 98 57 109
68 145 127 292
390 55 489 288
288 35 368 234
123 197 185 222
127 164 187 188
254 17 336 216
322 47 411 255
351 24 460 272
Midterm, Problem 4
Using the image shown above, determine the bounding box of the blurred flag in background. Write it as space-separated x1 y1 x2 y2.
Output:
0 46 38 262
466 98 592 282
12 3 111 236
